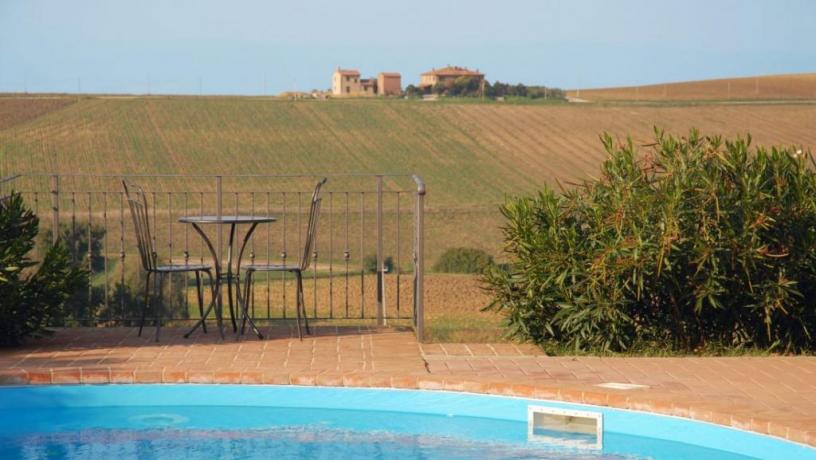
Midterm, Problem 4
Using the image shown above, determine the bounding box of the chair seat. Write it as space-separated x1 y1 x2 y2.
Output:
154 263 211 273
244 263 301 272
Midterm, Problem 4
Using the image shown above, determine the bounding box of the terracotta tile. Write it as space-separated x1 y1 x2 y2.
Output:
580 390 609 406
187 371 214 384
162 370 188 383
787 427 811 445
110 369 134 383
262 372 291 385
52 368 81 384
367 374 392 388
81 368 111 384
133 369 162 383
767 421 790 440
486 382 517 396
527 386 558 400
341 373 370 388
416 376 446 390
290 374 317 386
240 371 264 384
315 373 344 387
214 371 242 384
557 387 584 403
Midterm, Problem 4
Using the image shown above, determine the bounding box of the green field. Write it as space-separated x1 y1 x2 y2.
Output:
3 95 815 260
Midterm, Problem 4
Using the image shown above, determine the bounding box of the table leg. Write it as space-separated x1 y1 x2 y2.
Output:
185 222 225 339
236 222 263 339
226 223 238 333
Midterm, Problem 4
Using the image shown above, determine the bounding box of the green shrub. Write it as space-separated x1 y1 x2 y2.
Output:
434 247 495 274
0 193 87 346
484 129 816 353
363 254 395 273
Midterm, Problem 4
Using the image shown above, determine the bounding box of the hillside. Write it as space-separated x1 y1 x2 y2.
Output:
1 96 815 260
567 73 816 102
2 96 815 202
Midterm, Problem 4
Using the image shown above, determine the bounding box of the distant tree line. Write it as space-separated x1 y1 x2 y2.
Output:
404 77 565 100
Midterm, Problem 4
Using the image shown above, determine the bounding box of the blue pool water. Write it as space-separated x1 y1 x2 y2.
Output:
0 385 813 459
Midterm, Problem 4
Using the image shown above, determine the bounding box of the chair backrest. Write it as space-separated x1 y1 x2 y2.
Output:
122 181 157 271
300 178 327 271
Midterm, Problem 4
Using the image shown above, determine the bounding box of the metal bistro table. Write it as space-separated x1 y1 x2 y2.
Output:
179 215 275 340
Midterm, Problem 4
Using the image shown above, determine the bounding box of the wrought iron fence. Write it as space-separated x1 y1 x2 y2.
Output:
3 173 426 341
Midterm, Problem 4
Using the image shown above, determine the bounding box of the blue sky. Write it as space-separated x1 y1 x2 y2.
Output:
1 0 814 95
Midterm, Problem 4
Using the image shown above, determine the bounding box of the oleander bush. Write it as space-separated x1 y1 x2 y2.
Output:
484 129 816 353
0 192 87 346
434 247 495 274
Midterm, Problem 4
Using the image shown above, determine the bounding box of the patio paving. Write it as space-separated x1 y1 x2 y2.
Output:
1 326 815 447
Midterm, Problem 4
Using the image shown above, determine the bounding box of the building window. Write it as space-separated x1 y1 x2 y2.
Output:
346 86 350 93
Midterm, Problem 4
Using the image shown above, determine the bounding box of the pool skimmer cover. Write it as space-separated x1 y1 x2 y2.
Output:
527 405 603 449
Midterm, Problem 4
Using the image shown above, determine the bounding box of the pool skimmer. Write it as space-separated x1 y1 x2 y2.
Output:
527 406 603 449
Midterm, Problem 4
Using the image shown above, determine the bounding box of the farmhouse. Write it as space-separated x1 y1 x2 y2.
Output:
332 69 361 96
378 72 402 96
331 68 402 96
419 66 484 89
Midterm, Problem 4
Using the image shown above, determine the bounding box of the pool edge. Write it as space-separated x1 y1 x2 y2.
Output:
0 367 813 448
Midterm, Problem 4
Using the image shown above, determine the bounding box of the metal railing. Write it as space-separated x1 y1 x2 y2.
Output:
5 173 426 341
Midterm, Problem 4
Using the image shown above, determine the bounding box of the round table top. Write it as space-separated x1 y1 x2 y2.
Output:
179 215 276 224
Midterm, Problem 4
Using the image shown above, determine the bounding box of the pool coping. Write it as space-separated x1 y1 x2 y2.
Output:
1 368 813 448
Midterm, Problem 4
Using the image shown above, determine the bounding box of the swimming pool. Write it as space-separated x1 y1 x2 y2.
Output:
0 385 813 459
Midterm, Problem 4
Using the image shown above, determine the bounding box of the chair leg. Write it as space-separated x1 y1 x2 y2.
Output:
297 270 311 335
195 271 207 334
155 272 163 342
239 270 264 340
185 270 217 339
241 271 252 335
227 273 238 333
294 272 303 340
139 271 152 337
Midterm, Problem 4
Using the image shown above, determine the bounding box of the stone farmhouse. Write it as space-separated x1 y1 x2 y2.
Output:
331 68 402 97
419 66 484 89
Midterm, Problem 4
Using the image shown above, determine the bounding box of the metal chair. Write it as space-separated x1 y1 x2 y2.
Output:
123 181 216 341
242 178 326 340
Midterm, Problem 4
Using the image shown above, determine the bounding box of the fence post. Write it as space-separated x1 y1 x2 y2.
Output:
412 175 425 342
216 175 223 261
376 175 386 326
50 174 60 244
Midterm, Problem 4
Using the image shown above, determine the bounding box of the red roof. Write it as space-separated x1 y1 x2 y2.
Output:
378 72 401 78
421 66 483 77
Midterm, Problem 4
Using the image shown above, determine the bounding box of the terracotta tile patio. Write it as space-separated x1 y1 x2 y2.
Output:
1 326 815 447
